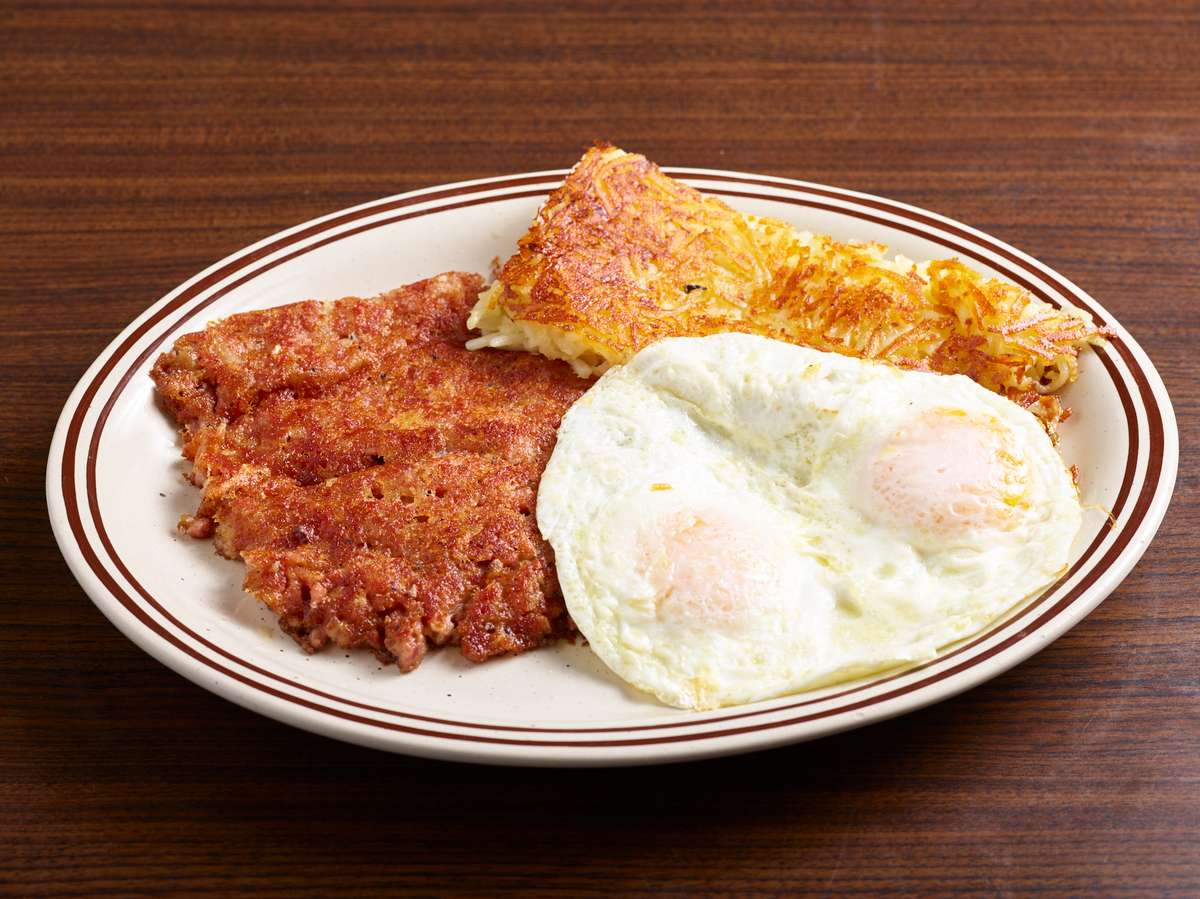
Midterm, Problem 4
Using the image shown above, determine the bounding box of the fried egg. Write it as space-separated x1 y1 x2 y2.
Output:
537 334 1083 710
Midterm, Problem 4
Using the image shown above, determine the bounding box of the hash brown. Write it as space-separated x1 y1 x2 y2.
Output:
468 144 1107 429
152 272 587 671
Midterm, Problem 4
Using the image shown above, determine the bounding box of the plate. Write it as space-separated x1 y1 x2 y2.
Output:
47 168 1178 766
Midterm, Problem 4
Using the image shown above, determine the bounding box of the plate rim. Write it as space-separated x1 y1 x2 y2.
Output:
46 168 1179 766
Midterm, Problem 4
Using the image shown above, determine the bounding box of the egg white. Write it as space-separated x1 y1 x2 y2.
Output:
537 334 1083 710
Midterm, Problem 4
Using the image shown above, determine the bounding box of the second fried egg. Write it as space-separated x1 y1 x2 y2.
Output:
537 334 1083 710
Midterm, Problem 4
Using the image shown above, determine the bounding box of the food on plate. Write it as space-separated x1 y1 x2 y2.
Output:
536 333 1083 710
467 144 1106 431
150 148 1099 706
152 272 587 671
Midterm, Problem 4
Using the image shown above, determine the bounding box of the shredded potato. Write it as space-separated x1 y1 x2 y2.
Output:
468 144 1107 432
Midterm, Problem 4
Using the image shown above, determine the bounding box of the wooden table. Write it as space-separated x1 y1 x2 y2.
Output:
4 1 1197 894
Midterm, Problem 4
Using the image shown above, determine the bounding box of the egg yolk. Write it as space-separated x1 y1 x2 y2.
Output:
862 411 1028 536
644 512 785 629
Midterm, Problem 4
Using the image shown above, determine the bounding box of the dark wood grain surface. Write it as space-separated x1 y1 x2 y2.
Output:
4 1 1197 894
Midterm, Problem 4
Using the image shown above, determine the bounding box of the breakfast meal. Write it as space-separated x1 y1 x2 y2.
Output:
152 272 585 670
153 146 1104 708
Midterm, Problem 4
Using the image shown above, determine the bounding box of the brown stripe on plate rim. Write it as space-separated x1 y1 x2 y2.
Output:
62 182 1156 741
58 174 1164 746
63 179 1158 739
74 183 1144 723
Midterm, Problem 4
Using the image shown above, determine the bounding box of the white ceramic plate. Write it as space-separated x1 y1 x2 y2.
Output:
47 168 1178 766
